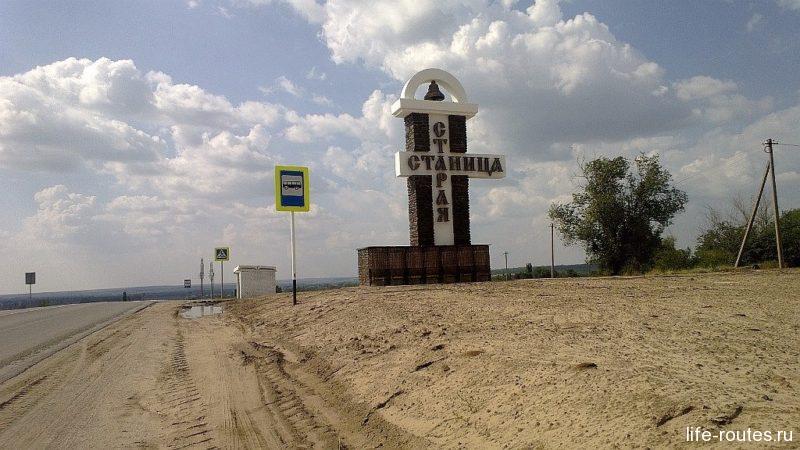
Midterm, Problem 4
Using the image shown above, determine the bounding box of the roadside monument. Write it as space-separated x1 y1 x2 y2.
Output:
358 68 506 285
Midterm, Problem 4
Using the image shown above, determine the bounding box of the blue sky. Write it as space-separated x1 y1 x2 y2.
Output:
1 0 799 293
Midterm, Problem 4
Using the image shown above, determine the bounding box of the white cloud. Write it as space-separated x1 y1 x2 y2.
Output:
152 125 275 198
674 76 738 101
261 75 337 108
261 75 304 97
746 13 763 32
0 58 283 186
777 0 800 10
0 58 167 171
528 0 562 26
232 0 325 23
3 1 800 292
312 94 334 107
315 0 694 153
269 0 797 255
27 185 98 240
673 76 772 123
0 57 414 291
285 90 398 143
217 6 234 18
306 66 327 80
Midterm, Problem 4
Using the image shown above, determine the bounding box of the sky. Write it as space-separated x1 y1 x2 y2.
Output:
1 0 800 294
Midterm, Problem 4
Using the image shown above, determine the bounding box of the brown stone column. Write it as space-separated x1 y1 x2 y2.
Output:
448 115 470 245
405 113 434 246
408 176 433 246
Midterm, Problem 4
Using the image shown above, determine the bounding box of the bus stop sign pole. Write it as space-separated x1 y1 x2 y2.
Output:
275 165 309 307
291 211 297 306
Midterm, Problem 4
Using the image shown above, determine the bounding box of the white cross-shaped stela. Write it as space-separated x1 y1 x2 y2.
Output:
395 113 506 245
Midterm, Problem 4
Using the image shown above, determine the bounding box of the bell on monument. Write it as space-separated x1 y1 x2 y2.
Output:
424 80 446 101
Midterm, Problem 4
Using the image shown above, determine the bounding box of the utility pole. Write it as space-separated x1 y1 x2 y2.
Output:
735 139 784 269
503 251 509 280
735 161 770 268
550 223 555 278
766 139 784 268
199 258 205 299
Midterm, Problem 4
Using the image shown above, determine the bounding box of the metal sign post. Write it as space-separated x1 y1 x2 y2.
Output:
275 165 310 306
200 258 205 298
209 263 215 299
291 211 297 305
214 247 230 299
25 272 35 303
550 223 555 278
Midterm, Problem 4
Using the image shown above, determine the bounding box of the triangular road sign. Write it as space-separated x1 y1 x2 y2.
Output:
214 247 229 261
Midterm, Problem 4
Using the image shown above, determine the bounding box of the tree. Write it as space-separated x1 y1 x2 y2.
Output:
780 209 800 267
697 205 800 268
653 236 695 271
695 206 743 267
549 154 687 274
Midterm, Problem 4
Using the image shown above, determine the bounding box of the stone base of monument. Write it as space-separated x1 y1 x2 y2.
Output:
357 245 491 286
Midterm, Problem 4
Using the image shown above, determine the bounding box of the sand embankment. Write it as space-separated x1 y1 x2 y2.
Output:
227 269 799 448
1 270 796 448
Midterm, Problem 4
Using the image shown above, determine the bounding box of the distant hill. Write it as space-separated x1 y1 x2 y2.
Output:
277 277 358 292
0 276 359 311
492 263 596 276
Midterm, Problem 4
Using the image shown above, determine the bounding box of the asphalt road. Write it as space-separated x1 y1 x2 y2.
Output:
0 301 152 383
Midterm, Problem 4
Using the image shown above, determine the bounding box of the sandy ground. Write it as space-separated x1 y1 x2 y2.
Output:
0 270 797 449
0 300 419 448
227 269 799 449
0 301 151 383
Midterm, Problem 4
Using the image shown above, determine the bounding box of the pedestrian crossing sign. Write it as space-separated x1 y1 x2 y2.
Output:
214 247 230 261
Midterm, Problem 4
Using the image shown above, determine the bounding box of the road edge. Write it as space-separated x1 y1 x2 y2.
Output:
0 301 156 385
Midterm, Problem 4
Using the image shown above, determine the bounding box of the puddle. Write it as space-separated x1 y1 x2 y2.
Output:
180 305 223 319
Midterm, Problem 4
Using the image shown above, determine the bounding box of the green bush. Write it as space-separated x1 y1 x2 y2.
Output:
653 237 695 271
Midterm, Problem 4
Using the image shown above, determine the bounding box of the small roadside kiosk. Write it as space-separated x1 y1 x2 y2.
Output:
234 265 277 299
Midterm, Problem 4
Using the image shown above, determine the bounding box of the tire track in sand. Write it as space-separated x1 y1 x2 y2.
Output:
156 327 216 449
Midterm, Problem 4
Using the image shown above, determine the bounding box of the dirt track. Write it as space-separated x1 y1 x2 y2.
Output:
0 300 422 448
0 270 797 448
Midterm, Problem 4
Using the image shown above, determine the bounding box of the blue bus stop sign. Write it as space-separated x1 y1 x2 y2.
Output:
275 166 310 212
